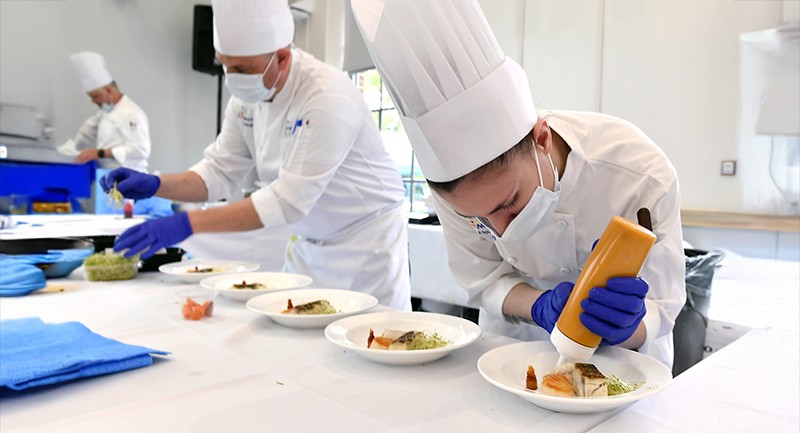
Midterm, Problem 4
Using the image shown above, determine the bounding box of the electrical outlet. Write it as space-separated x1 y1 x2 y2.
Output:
721 160 736 176
0 145 7 159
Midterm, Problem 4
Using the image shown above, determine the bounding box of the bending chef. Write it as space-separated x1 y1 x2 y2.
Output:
351 0 685 367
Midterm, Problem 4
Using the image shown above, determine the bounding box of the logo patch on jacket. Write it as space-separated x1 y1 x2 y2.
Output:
237 106 253 128
466 217 496 241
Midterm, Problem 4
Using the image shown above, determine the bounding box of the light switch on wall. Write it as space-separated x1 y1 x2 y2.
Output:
721 160 736 176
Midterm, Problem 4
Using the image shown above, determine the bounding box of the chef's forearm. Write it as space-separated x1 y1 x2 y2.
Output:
156 171 209 202
186 197 264 233
502 282 546 322
618 321 646 350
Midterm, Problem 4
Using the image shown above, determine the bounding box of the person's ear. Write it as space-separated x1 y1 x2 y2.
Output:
533 119 553 154
277 47 291 68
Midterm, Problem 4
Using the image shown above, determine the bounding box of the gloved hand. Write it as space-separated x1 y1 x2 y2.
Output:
530 282 574 333
579 277 649 346
100 168 161 200
114 213 193 259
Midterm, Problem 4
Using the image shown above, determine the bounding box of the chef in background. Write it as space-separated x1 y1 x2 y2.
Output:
101 0 411 310
351 0 685 367
58 51 150 172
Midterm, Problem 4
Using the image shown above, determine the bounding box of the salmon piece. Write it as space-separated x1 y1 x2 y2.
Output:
182 303 193 319
202 300 214 317
541 373 575 397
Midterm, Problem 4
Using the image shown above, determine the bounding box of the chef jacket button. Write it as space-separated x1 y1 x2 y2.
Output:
560 267 570 275
556 219 568 229
508 257 518 265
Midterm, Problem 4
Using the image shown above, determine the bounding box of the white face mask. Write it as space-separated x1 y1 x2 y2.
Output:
100 94 114 113
224 52 282 103
495 143 561 243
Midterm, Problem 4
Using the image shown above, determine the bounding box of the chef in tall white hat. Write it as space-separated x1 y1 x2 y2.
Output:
351 0 686 368
58 51 150 172
101 0 412 311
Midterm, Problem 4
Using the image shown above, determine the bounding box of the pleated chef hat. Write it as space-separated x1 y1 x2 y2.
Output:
212 0 294 56
69 52 113 92
350 0 537 182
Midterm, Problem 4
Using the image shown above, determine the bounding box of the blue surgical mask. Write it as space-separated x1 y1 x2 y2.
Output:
224 53 282 103
496 144 561 243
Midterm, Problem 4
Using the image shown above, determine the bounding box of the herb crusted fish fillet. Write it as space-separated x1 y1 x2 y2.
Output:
367 329 450 350
573 363 608 397
281 299 338 315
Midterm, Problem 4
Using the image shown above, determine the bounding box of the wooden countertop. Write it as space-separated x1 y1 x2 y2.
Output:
681 209 800 233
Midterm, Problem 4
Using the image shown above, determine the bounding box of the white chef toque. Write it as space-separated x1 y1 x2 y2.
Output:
212 0 295 56
351 0 537 182
69 52 113 92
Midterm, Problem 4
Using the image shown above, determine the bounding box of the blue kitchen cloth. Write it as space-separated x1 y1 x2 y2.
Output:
0 248 93 282
0 317 169 390
0 259 46 296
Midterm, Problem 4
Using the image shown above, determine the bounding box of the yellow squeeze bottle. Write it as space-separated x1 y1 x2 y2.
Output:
550 215 656 362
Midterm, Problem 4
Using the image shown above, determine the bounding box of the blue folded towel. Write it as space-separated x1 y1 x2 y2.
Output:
0 318 169 390
0 259 46 296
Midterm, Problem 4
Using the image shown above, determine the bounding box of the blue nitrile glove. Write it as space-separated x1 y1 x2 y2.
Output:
530 282 574 333
113 213 193 259
579 277 649 346
100 168 161 200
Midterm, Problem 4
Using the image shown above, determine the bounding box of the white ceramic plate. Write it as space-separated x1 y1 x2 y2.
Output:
159 259 260 283
477 341 672 414
199 272 313 301
324 311 482 365
246 288 379 329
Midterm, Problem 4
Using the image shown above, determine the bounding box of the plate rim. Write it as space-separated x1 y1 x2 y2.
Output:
476 340 672 411
245 288 379 321
158 259 260 275
324 311 483 356
199 271 313 291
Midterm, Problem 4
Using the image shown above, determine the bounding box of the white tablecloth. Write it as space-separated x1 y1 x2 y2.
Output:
0 270 621 433
587 327 800 433
706 251 800 329
0 214 144 240
408 224 469 307
3 225 798 432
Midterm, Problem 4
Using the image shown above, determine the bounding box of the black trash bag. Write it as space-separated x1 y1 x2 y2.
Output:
683 249 726 320
672 248 726 377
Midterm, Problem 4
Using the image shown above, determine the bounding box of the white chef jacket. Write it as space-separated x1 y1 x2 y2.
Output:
59 95 150 172
433 110 686 368
190 48 411 310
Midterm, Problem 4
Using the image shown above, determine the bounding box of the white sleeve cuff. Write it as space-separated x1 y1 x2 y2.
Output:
481 275 529 320
638 298 663 355
249 186 289 229
189 163 229 202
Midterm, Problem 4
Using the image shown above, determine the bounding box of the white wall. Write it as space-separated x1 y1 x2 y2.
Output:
514 0 794 214
522 0 604 112
0 0 223 175
601 0 783 212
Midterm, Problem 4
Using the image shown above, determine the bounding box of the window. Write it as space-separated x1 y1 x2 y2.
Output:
353 69 431 214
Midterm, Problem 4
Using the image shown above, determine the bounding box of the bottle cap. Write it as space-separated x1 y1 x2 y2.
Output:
550 325 597 361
